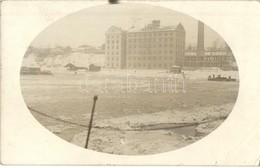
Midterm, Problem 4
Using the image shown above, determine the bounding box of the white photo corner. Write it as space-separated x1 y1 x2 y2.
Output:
1 0 260 165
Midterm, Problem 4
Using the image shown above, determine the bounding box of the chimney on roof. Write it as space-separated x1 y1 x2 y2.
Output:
152 20 160 29
197 21 204 52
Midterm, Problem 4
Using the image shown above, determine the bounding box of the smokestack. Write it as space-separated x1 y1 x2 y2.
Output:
197 21 204 52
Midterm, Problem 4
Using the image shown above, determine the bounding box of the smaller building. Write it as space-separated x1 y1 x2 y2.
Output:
183 50 236 70
64 63 88 71
89 64 101 72
170 65 181 74
20 66 41 75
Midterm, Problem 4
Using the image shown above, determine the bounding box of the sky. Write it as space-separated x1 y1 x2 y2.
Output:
31 4 226 48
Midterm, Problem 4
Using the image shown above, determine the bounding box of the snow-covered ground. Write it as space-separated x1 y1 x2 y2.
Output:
21 70 239 155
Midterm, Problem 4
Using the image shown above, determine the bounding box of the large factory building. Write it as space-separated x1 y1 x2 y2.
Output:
105 20 186 69
105 20 236 71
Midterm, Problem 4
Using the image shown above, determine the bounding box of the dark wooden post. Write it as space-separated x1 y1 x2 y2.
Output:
85 95 98 149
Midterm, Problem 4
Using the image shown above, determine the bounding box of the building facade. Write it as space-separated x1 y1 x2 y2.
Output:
105 26 127 69
105 20 186 69
183 49 236 70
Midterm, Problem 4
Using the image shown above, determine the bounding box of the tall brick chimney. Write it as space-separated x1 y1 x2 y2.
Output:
197 21 204 52
197 21 205 66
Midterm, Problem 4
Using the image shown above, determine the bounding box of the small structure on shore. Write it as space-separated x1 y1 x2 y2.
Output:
64 63 88 71
20 66 53 75
20 66 41 75
170 66 181 74
89 64 101 72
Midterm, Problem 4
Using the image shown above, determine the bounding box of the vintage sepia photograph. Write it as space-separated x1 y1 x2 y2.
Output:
19 4 239 155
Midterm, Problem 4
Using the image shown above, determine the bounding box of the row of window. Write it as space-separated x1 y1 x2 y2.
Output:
106 45 120 49
106 38 183 44
127 31 175 38
128 37 176 43
106 32 184 39
127 63 174 68
106 57 119 61
106 35 120 39
128 56 174 61
183 62 229 67
106 62 119 67
205 52 228 56
185 52 229 56
128 43 175 49
106 51 119 55
128 50 175 55
106 40 120 44
185 56 230 61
